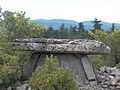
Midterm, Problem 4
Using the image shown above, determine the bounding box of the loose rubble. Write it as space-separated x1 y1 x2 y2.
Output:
79 67 120 90
7 67 120 90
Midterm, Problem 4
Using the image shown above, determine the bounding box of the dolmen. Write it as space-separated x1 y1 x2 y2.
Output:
13 38 110 86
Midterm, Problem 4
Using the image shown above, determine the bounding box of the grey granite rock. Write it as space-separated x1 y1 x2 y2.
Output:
16 84 28 90
13 38 110 54
81 55 96 81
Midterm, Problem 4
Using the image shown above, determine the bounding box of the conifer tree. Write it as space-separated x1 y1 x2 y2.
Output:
92 18 102 32
110 23 116 32
78 22 85 34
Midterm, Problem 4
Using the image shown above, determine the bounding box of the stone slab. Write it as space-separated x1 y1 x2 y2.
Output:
13 38 110 54
81 55 96 81
24 53 40 79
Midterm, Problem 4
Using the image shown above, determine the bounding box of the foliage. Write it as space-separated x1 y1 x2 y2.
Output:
89 55 110 68
44 24 90 39
89 29 120 67
0 28 23 89
0 54 21 89
1 10 46 39
29 55 77 90
116 63 120 69
92 18 102 32
110 29 120 64
89 30 109 42
0 9 45 89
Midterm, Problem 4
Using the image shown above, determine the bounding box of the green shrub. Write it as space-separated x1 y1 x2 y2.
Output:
0 28 30 89
29 55 77 90
0 53 21 89
89 30 120 66
89 55 111 68
116 63 120 69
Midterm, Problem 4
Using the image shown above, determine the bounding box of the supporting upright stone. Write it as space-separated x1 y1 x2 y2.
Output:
57 54 87 83
24 53 40 79
81 55 96 81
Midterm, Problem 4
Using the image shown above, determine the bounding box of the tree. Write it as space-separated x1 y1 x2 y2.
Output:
68 25 74 39
92 18 102 32
72 26 77 35
0 9 46 89
59 24 68 39
110 29 120 64
110 23 116 32
45 25 55 38
1 10 46 40
2 11 17 39
78 22 85 34
53 30 60 38
89 29 120 66
78 22 85 38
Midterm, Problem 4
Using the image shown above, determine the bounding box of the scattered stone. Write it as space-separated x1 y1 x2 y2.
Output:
110 79 117 86
7 87 12 90
102 84 108 88
116 85 120 89
84 80 89 84
109 86 116 89
99 67 106 72
90 81 97 86
16 84 28 90
7 66 120 90
117 83 120 85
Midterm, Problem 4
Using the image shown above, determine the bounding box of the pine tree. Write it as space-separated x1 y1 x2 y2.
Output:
78 22 85 38
110 23 116 32
45 25 55 38
92 18 102 32
78 22 85 34
60 23 66 39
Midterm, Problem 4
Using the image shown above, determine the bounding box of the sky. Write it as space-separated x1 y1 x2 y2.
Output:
0 0 120 23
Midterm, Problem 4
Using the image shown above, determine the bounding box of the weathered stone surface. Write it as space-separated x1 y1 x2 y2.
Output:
24 53 41 79
7 87 12 90
16 84 28 90
56 54 87 83
13 38 110 54
81 55 96 81
27 53 87 83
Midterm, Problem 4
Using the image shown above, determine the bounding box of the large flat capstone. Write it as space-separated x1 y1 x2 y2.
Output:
13 38 110 54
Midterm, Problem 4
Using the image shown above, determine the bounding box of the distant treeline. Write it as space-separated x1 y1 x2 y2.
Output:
43 18 116 39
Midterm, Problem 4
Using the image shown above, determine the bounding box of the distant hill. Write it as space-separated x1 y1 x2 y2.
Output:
30 19 120 31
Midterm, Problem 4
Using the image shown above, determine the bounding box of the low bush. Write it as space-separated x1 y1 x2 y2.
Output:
116 63 120 69
29 55 77 90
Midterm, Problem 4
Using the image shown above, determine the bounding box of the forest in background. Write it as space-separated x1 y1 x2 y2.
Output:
0 8 120 89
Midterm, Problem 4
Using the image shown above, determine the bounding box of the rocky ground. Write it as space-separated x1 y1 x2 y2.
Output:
78 67 120 90
7 67 120 90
